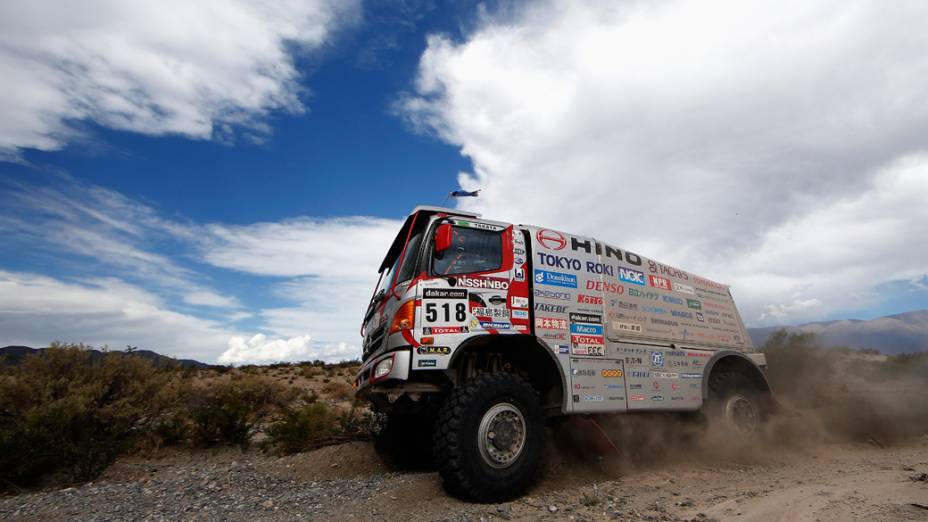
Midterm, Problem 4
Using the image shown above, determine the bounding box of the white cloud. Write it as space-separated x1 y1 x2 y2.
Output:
0 270 232 362
219 333 355 365
402 0 928 325
0 0 360 155
183 290 241 309
201 217 400 277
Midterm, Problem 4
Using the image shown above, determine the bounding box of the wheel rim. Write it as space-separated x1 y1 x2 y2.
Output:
477 402 527 469
725 394 758 434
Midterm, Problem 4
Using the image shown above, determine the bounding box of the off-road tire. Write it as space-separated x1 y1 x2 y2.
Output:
707 371 765 437
433 373 544 502
374 412 436 470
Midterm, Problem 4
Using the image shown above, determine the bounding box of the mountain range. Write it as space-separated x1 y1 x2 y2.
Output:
748 310 928 354
0 345 212 368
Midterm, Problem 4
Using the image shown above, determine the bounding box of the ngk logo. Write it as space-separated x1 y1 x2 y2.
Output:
535 229 567 250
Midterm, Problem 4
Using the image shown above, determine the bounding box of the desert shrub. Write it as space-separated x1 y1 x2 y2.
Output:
264 403 376 455
321 381 353 402
0 343 177 488
184 375 296 447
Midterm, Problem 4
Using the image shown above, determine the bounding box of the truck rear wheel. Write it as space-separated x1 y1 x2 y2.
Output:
433 373 544 502
707 372 764 437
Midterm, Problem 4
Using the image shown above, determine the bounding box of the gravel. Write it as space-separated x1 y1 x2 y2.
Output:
0 453 410 521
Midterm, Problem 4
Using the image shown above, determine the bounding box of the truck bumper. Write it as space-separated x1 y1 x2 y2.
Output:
354 349 411 398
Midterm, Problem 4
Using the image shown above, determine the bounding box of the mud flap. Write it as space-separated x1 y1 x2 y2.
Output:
564 416 621 460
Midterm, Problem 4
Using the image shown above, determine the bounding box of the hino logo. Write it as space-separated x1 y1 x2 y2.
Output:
536 229 567 250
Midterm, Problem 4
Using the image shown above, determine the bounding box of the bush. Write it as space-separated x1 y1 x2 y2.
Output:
0 343 176 488
184 375 296 447
321 381 353 402
264 403 376 456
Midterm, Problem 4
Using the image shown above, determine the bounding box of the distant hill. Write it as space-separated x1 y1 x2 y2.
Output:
0 345 213 369
748 310 928 354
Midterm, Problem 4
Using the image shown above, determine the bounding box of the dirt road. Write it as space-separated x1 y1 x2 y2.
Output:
3 433 927 521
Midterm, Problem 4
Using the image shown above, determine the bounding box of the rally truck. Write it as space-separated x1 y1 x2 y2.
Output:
355 205 772 502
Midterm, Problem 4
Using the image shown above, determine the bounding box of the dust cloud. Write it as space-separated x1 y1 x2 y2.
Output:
546 332 928 478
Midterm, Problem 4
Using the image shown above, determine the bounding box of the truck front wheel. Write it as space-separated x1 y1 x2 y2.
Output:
433 373 544 502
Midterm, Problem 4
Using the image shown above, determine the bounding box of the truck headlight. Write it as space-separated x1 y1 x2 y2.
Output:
373 356 394 380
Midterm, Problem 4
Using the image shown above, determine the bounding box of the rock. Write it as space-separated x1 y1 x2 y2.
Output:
548 505 558 513
262 499 274 509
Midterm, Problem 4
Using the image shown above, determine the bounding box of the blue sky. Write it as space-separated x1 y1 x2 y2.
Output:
2 0 928 363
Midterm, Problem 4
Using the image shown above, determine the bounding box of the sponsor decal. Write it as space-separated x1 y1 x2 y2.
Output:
514 248 525 256
630 395 645 401
514 257 525 265
542 331 569 340
571 344 605 356
535 317 569 329
534 269 578 288
572 368 596 376
680 373 702 379
651 395 664 402
618 267 646 286
671 383 681 390
585 261 615 276
647 260 690 280
423 326 469 335
453 220 505 231
514 324 529 331
423 288 468 299
612 321 643 333
627 287 660 300
687 299 702 310
536 229 567 250
671 310 694 319
587 280 624 294
569 312 602 324
472 307 510 319
537 253 582 271
514 267 525 281
511 309 529 319
641 305 669 314
582 395 604 402
572 394 579 403
557 345 570 354
535 288 571 300
674 282 695 295
417 359 437 367
479 321 512 329
511 296 529 308
456 276 510 290
612 300 638 310
470 318 479 329
629 383 643 390
535 302 569 314
671 396 685 401
601 369 624 378
651 317 679 327
650 351 665 367
629 371 651 378
570 238 643 266
577 294 603 305
625 356 644 365
417 346 451 355
693 275 728 291
653 372 679 378
652 381 661 391
663 295 684 305
696 312 705 322
648 275 673 291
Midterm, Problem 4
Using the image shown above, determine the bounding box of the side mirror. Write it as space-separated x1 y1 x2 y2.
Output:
434 223 453 254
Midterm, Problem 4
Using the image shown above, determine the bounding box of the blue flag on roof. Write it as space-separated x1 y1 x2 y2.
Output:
449 189 480 198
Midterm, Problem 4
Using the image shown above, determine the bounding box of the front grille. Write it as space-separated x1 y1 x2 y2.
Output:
362 324 386 361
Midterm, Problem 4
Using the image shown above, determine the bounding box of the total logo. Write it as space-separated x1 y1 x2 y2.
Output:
536 229 567 250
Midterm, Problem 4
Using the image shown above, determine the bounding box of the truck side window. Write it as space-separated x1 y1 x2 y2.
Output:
433 226 502 275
